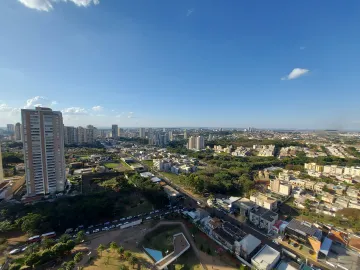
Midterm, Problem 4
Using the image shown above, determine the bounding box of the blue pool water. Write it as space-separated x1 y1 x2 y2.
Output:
144 247 163 262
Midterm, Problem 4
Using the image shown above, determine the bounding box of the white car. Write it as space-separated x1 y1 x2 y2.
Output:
85 231 90 235
272 240 279 245
146 216 151 220
120 218 126 221
154 210 159 213
126 216 132 220
93 229 100 233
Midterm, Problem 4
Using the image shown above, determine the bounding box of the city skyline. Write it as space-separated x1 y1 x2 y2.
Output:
1 1 360 129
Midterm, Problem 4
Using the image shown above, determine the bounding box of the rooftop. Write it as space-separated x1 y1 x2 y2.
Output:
213 227 236 245
236 234 261 254
252 245 280 268
260 209 278 222
287 219 322 239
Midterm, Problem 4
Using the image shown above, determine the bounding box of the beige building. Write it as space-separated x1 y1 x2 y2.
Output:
270 179 292 196
250 193 278 211
187 136 196 149
21 107 66 196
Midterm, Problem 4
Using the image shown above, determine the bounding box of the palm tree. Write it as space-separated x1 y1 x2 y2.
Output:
117 246 125 258
124 250 132 261
97 244 106 257
110 241 118 251
129 256 138 269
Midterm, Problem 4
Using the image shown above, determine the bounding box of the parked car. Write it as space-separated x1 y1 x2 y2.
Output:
146 216 151 220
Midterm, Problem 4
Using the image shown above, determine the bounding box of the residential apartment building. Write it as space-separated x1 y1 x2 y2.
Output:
111 124 119 138
250 193 278 211
21 107 66 196
85 125 95 143
15 122 22 141
251 245 280 270
270 179 292 196
77 126 85 144
139 128 145 138
188 136 205 150
64 126 77 145
7 124 14 133
249 206 278 233
0 144 3 182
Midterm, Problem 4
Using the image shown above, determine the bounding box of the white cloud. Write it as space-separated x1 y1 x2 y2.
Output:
281 68 309 80
186 8 194 16
0 104 13 112
127 112 135 119
92 105 103 112
18 0 100 12
24 96 57 109
61 107 88 115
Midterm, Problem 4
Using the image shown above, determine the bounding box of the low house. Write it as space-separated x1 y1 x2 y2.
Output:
234 234 262 260
251 245 280 270
249 206 278 233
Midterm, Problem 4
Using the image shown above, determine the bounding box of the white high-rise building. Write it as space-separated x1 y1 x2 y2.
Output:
139 128 146 138
64 126 77 145
77 126 85 144
112 124 119 138
0 144 3 182
85 125 95 143
169 131 174 141
21 107 66 196
15 122 22 141
196 136 205 150
184 129 188 139
118 127 121 138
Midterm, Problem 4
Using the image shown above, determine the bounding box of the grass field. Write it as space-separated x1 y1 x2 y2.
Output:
142 160 153 168
103 162 120 169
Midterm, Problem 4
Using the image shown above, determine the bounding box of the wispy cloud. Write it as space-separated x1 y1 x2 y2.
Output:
18 0 100 12
281 68 309 80
186 8 195 16
92 105 103 112
127 112 135 119
61 107 88 115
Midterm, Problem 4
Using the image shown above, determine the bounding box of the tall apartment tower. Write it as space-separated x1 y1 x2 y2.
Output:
184 129 188 139
7 124 15 133
0 144 3 182
77 126 85 144
195 136 205 150
188 136 196 149
139 128 145 138
15 122 22 141
64 126 77 145
21 107 66 196
112 124 118 138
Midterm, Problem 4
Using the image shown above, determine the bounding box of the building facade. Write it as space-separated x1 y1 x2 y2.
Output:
139 128 145 138
64 126 77 145
111 124 119 138
21 107 66 196
15 122 22 141
7 124 14 133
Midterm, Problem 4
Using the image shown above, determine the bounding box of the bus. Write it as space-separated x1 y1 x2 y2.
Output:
28 235 41 243
41 232 56 239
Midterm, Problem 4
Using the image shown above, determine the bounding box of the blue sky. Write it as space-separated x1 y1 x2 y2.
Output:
1 0 360 129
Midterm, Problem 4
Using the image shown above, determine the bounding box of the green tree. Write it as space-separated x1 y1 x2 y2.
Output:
59 234 72 243
129 256 138 268
110 241 118 252
66 240 76 251
76 230 86 243
42 238 56 249
124 250 132 260
97 244 106 257
117 246 125 257
74 252 83 263
16 213 44 234
119 265 129 270
0 220 14 232
24 252 41 267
